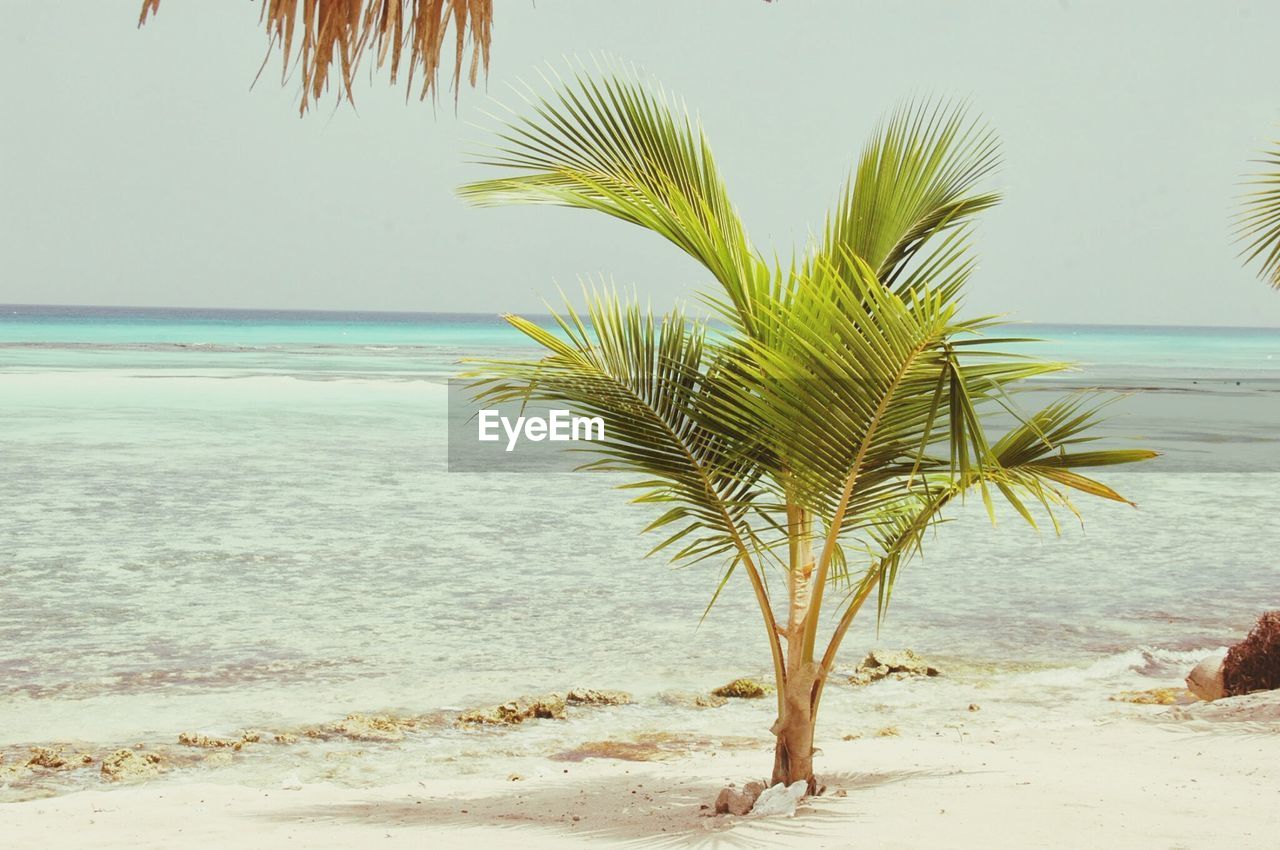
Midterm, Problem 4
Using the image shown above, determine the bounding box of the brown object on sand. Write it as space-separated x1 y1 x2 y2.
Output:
714 780 765 816
1186 654 1226 701
1223 611 1280 696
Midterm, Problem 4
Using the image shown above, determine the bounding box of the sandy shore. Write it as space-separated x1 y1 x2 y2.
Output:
2 709 1275 849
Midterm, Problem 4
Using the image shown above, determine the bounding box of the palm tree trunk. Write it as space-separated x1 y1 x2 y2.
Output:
770 665 818 792
773 502 820 792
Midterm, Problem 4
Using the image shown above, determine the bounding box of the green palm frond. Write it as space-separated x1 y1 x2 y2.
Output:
706 253 962 515
459 62 770 327
466 289 762 569
1237 138 1280 288
815 101 1001 293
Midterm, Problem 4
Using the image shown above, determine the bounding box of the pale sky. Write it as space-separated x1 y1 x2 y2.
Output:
3 1 1280 326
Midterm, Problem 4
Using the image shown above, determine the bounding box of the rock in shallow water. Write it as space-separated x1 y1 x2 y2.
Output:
564 688 631 706
21 747 93 772
26 747 69 769
848 649 940 686
100 749 165 783
711 678 773 699
455 689 633 725
456 693 569 725
307 714 421 742
177 731 260 750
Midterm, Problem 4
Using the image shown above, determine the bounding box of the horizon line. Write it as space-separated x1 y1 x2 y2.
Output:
3 302 1280 334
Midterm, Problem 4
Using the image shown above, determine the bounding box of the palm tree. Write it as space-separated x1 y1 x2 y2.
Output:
459 66 1156 792
1238 137 1280 288
137 0 493 115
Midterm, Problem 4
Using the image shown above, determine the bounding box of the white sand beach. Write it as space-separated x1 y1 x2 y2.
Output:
3 702 1276 849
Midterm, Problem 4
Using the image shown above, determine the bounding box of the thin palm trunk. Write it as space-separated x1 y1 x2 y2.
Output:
771 665 819 790
770 504 820 791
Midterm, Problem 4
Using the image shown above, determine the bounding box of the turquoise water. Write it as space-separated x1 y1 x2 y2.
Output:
2 305 1279 799
5 305 1280 377
0 305 530 378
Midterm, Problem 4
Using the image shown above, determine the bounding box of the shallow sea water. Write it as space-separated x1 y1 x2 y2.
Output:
2 306 1279 799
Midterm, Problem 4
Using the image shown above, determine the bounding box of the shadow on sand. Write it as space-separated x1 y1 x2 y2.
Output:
252 765 957 848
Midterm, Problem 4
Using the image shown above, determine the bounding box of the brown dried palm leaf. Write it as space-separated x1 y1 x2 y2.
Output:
138 0 493 115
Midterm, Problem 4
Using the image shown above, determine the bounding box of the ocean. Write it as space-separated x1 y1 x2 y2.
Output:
2 304 1279 800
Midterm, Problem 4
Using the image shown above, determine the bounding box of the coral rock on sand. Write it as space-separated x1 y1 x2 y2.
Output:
177 730 263 750
714 780 766 815
565 689 632 706
100 749 166 783
711 679 773 699
178 733 239 749
455 689 632 724
456 694 568 725
300 711 448 741
23 747 93 770
1223 611 1280 696
1186 653 1227 701
327 714 411 743
311 714 419 742
750 781 809 817
848 649 940 686
25 747 69 769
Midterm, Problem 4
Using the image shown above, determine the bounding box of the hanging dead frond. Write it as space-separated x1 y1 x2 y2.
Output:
138 0 493 115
